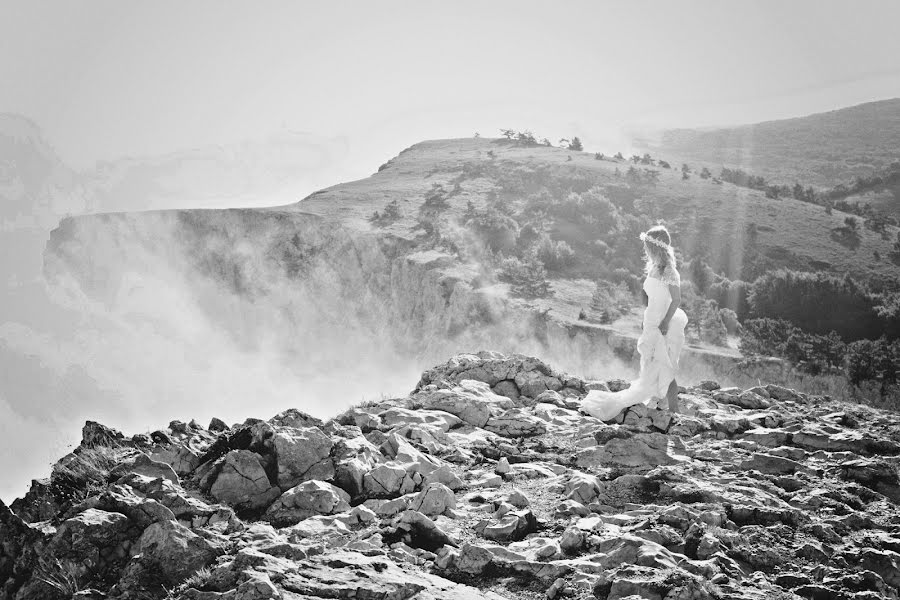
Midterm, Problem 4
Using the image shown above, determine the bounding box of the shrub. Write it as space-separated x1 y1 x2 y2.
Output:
467 207 520 254
371 199 402 224
498 252 551 298
534 233 576 271
740 317 846 375
708 278 751 320
589 280 632 323
568 137 583 151
719 308 741 335
847 337 899 391
747 269 886 341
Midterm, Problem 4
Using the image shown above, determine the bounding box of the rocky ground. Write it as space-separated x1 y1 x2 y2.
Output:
3 351 900 600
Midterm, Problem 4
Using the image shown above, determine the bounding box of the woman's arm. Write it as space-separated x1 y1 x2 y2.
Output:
659 283 681 335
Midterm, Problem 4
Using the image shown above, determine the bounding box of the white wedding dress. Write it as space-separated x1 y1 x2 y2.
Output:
581 264 689 421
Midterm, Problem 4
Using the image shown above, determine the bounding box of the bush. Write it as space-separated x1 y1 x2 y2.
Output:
708 278 751 320
534 233 575 271
719 308 741 335
847 337 899 390
740 317 846 375
589 280 632 323
747 269 888 341
467 207 520 254
498 252 551 298
371 199 402 224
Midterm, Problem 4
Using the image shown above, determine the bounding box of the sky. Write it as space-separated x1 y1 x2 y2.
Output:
2 0 899 174
2 1 900 503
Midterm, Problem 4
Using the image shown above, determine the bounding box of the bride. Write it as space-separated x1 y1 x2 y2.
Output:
581 225 689 420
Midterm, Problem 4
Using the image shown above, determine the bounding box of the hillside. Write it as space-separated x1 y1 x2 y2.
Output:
3 352 900 600
634 98 900 189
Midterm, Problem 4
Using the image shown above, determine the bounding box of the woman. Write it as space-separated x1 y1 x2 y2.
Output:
581 225 689 420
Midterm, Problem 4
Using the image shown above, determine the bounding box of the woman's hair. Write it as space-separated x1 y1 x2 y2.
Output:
642 224 676 276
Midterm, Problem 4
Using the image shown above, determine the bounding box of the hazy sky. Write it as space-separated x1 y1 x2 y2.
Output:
2 0 899 173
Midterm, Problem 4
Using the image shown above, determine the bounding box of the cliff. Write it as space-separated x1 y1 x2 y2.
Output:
3 351 900 600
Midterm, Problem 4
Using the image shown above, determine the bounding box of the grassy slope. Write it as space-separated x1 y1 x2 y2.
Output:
635 98 900 188
286 137 900 287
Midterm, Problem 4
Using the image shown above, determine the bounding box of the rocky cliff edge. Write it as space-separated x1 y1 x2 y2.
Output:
3 351 900 600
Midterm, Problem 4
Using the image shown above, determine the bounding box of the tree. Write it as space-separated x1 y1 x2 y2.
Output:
500 129 515 140
614 152 624 160
568 137 583 151
700 167 712 179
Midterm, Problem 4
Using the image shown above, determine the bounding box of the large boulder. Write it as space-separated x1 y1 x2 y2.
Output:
272 426 335 489
264 480 351 527
134 519 223 585
206 450 281 511
414 351 578 398
412 380 515 428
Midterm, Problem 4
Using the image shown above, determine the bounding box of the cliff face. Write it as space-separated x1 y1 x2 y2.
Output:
3 351 900 600
44 202 769 391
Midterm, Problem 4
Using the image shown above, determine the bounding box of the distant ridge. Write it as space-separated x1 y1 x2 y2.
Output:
636 98 900 187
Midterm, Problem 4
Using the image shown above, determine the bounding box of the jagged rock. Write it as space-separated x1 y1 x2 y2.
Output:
387 510 457 551
565 471 602 504
9 478 60 523
480 509 537 542
363 463 417 498
264 480 351 527
484 408 548 437
408 482 456 516
272 426 335 489
47 508 139 578
378 407 462 431
118 473 238 528
68 484 175 529
207 450 281 511
135 519 223 585
413 379 515 428
108 451 179 484
208 416 228 432
415 351 572 398
839 458 900 502
147 443 201 476
580 432 690 468
740 452 813 475
714 389 772 410
423 464 464 490
81 420 125 448
268 408 323 429
379 432 443 473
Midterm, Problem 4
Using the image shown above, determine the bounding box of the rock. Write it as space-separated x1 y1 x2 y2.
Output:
413 379 515 428
135 519 222 585
147 443 200 476
560 527 587 554
109 452 179 484
48 508 137 576
208 450 281 510
268 408 323 429
740 452 810 475
507 490 530 508
565 472 602 504
272 426 335 489
364 463 418 498
389 510 457 551
492 379 521 401
81 421 125 448
484 408 547 437
208 417 228 432
857 549 900 589
422 464 464 491
71 484 175 529
481 509 537 542
697 380 720 391
408 482 456 516
584 433 690 468
379 432 443 473
264 480 351 527
415 352 568 398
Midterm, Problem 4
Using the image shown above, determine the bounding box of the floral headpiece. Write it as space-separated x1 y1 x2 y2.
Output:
639 231 672 251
